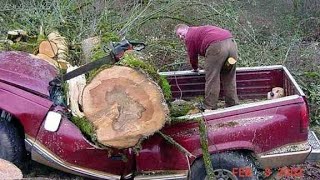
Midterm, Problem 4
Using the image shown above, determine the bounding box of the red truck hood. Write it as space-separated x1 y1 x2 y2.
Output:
0 51 58 96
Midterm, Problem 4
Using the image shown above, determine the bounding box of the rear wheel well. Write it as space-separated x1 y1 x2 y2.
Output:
0 109 27 166
190 150 261 180
0 109 25 140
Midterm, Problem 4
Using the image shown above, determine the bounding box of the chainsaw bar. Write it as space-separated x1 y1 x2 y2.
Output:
62 53 116 81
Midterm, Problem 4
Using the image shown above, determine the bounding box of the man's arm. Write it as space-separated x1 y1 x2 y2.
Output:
186 42 199 70
189 57 198 71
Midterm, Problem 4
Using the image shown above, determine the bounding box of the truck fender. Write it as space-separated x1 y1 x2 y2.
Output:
192 141 257 158
0 82 53 138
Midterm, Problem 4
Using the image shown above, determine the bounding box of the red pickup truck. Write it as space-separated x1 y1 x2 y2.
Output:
0 51 319 180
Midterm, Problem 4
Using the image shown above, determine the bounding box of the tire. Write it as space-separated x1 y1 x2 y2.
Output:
190 151 259 180
0 118 25 166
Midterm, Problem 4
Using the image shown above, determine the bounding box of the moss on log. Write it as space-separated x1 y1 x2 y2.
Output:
198 117 215 179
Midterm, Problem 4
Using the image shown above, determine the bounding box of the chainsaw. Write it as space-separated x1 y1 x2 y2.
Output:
48 39 145 105
49 39 145 86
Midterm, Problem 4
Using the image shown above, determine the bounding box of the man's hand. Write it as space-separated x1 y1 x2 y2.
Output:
191 68 199 72
191 68 200 75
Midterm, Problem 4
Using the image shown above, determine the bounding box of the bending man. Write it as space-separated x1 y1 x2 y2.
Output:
175 24 239 110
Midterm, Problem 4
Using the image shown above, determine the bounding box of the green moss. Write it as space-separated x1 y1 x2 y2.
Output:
198 117 215 179
70 116 96 142
85 44 108 82
170 117 198 124
85 31 120 82
36 34 46 44
169 97 203 121
91 44 106 61
119 53 172 101
159 75 172 101
169 103 193 117
9 42 37 53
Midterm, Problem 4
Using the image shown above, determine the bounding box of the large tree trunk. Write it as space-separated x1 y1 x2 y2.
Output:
82 65 169 148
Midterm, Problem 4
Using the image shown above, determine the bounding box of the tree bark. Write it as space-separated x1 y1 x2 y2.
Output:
66 65 86 117
82 65 169 148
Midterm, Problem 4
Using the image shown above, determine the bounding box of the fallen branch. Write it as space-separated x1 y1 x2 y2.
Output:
157 131 195 158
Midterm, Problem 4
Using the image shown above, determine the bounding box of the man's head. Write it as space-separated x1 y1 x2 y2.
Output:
174 24 189 41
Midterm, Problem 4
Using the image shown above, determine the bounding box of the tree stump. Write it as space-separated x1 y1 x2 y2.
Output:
0 159 23 179
82 65 169 148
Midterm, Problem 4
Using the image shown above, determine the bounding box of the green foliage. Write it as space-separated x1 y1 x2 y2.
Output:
9 42 37 53
169 102 193 118
298 72 320 124
101 32 120 44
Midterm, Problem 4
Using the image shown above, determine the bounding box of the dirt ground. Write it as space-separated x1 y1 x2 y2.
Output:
21 160 83 180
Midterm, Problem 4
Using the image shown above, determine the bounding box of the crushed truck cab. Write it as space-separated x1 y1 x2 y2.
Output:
0 51 319 180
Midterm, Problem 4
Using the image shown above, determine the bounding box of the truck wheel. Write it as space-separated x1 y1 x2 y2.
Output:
190 151 259 180
0 118 25 166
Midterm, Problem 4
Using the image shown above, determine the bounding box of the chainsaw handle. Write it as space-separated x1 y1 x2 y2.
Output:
111 39 146 61
129 41 146 51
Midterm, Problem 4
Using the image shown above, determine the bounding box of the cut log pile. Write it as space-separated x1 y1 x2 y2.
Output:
36 31 69 69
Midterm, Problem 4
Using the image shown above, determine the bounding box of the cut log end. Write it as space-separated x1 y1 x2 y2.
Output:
0 159 23 180
39 40 58 58
226 57 237 66
82 66 169 148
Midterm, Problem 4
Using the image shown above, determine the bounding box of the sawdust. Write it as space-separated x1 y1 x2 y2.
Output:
216 121 239 128
264 142 310 155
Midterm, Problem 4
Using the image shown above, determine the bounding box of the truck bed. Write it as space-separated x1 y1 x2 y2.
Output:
159 65 305 101
142 65 311 170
